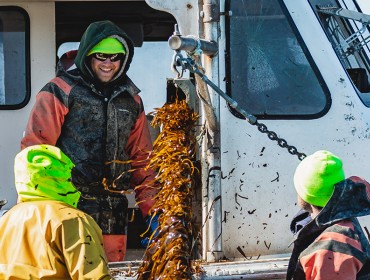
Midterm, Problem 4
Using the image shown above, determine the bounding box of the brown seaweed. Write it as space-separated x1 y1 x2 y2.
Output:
137 99 199 280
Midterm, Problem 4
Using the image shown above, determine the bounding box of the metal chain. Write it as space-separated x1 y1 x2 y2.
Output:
254 120 306 160
172 52 307 161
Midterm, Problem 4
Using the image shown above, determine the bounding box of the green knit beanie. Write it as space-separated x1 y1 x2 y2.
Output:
15 145 80 208
293 150 345 207
87 37 126 56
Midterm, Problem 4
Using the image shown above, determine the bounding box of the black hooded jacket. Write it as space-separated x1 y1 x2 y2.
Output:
22 20 152 195
287 178 370 280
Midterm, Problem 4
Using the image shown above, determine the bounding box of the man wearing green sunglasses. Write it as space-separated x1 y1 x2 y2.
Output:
21 20 159 262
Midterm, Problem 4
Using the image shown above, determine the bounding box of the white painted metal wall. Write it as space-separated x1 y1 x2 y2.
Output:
218 0 370 259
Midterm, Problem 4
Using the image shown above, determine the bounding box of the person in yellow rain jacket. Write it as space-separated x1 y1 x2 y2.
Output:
0 144 113 279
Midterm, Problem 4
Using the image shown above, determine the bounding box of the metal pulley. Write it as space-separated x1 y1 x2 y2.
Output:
168 25 218 56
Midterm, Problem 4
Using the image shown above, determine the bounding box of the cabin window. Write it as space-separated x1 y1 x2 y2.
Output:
226 0 329 119
0 7 30 109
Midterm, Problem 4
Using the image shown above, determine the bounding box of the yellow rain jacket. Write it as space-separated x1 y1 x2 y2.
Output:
0 201 113 279
0 145 113 279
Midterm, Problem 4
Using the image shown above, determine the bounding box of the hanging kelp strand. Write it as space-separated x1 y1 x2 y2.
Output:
137 99 199 280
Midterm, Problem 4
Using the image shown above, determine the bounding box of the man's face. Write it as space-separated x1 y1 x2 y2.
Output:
90 53 121 83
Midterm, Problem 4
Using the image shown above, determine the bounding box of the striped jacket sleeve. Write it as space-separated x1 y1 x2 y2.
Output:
298 220 366 280
125 95 159 217
21 78 70 149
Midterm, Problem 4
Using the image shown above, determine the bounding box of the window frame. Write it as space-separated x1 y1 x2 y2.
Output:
0 6 30 110
225 0 331 120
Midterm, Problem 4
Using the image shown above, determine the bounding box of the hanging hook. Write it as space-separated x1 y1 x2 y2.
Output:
171 51 187 78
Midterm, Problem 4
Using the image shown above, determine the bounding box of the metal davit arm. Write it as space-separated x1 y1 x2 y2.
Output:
317 5 370 58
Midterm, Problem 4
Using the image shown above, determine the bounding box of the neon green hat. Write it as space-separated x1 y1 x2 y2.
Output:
293 150 345 207
87 37 126 56
14 144 80 208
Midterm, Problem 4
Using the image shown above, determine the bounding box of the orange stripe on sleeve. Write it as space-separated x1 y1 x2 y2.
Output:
21 92 69 149
301 250 362 280
50 77 73 95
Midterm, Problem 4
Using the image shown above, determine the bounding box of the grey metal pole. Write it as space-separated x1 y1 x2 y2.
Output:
168 34 218 56
201 0 223 262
